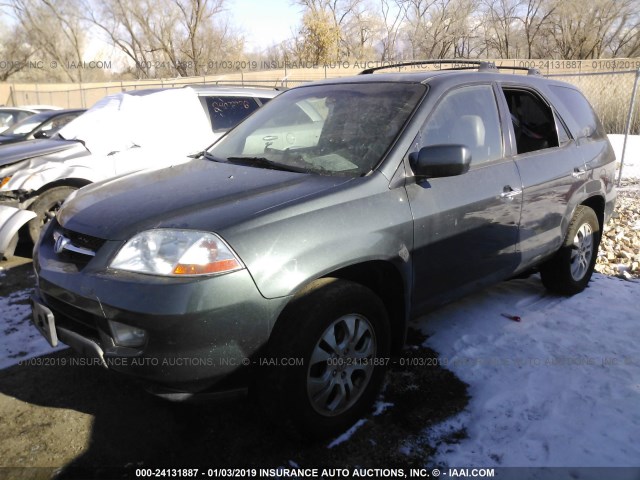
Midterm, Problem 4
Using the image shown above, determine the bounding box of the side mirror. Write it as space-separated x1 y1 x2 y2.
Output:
33 130 50 139
409 144 471 178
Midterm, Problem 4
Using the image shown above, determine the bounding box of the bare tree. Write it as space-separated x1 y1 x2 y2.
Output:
548 0 638 59
377 0 407 61
6 0 87 81
84 0 243 78
517 0 555 58
403 0 479 59
0 15 33 81
482 0 522 59
296 8 341 63
297 0 368 59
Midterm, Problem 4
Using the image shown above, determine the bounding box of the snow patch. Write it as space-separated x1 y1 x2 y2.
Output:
420 274 640 467
372 401 394 416
609 134 640 179
327 419 367 449
0 288 65 370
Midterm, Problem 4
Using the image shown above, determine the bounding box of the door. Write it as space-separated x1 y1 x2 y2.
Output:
405 84 523 310
499 86 588 268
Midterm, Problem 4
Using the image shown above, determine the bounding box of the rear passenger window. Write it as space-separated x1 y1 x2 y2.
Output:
205 96 261 131
421 85 503 165
503 89 559 154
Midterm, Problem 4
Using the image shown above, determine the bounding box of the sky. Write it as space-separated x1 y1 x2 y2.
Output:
84 0 305 68
227 0 304 52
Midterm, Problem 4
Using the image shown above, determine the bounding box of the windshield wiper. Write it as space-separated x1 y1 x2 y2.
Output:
203 151 225 162
225 156 307 173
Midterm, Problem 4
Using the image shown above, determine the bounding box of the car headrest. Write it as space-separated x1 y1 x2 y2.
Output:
453 115 485 148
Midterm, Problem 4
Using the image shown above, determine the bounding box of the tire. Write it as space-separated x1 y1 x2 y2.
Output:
540 205 600 295
27 186 77 244
257 278 390 439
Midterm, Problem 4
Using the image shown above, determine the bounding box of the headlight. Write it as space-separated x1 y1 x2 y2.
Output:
110 229 243 276
0 176 11 189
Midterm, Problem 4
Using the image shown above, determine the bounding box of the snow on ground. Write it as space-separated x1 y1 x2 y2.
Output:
418 273 640 467
609 134 640 179
0 286 65 370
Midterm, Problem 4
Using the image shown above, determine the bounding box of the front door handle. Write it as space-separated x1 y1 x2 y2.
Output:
500 186 522 200
572 168 587 178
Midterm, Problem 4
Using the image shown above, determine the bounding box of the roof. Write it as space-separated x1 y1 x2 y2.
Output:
118 85 282 99
292 68 574 92
25 108 86 121
0 107 39 113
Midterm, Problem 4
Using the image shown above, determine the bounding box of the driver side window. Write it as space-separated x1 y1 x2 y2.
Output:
421 85 503 166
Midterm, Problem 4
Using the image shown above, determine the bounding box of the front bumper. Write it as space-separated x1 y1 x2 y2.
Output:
33 221 289 393
0 205 36 258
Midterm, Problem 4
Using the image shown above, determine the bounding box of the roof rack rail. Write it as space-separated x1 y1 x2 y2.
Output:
359 59 540 76
490 65 541 75
360 59 490 74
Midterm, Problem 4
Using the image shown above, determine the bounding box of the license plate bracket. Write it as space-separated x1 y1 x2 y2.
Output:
31 296 58 347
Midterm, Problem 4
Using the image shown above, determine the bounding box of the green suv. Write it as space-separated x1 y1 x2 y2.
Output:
31 61 616 437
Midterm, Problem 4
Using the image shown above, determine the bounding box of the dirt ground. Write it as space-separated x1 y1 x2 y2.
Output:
0 259 468 480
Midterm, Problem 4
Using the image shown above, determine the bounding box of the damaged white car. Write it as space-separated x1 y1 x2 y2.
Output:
0 86 279 258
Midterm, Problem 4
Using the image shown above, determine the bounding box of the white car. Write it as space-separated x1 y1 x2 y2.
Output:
0 107 39 134
0 86 280 258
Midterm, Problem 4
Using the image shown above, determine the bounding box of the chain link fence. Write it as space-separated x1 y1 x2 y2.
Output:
545 70 640 136
545 69 640 183
3 77 316 110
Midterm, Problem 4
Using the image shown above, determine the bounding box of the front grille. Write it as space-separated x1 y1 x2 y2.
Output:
51 224 107 269
61 227 106 252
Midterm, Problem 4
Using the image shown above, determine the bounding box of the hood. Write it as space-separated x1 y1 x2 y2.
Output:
0 138 84 168
57 159 353 240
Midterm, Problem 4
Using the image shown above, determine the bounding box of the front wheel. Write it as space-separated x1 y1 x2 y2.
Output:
27 186 78 244
257 278 390 439
540 205 600 295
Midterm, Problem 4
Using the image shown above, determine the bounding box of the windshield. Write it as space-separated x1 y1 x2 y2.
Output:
1 112 51 136
208 82 426 176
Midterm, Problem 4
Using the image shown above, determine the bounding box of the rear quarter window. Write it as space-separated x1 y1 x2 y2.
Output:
548 86 605 140
205 96 261 131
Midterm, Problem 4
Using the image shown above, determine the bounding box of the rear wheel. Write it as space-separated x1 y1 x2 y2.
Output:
27 186 77 244
540 205 600 295
257 278 390 438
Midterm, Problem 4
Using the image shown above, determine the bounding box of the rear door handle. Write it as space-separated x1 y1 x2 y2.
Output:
500 186 522 200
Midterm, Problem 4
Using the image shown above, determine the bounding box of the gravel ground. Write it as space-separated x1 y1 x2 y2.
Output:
595 179 640 278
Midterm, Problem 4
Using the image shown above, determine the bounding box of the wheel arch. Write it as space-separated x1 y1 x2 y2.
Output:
34 178 93 196
580 194 605 231
323 261 408 354
271 260 409 355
